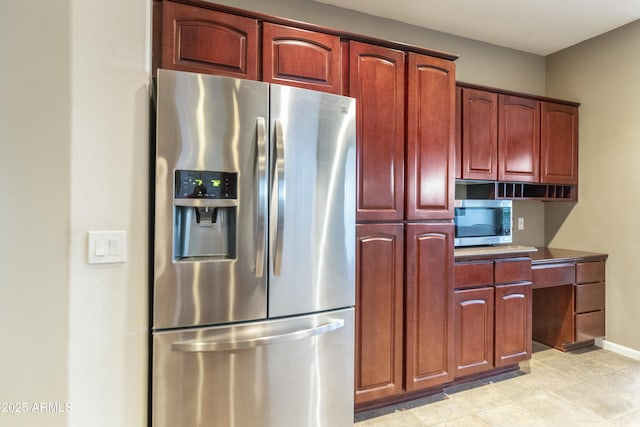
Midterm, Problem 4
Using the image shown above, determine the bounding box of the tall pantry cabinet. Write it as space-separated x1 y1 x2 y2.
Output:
352 42 456 406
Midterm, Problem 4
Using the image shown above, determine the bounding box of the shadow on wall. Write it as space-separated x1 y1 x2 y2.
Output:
544 201 577 245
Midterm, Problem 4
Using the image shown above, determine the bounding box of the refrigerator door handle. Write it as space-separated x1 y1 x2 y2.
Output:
171 319 344 352
255 117 267 278
273 119 285 276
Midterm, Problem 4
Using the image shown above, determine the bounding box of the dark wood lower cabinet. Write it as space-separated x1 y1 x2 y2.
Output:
355 224 404 405
453 257 532 379
454 287 494 377
355 222 454 407
532 256 607 351
405 223 454 391
494 282 532 367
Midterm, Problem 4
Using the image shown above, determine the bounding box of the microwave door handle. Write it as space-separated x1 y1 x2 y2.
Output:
273 119 285 276
255 117 267 278
171 319 344 352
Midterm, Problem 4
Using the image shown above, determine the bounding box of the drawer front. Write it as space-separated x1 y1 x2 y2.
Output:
494 258 532 284
532 263 575 289
455 262 493 289
575 282 605 313
576 261 605 284
575 310 605 342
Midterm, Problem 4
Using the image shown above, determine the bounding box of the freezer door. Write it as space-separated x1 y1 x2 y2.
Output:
154 70 270 329
152 308 355 427
268 85 356 317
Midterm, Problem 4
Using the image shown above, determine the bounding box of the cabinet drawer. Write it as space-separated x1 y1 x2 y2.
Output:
575 282 605 313
532 263 574 289
455 262 493 289
576 261 605 284
575 310 605 342
494 258 532 284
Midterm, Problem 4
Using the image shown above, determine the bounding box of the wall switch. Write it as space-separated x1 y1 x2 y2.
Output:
88 231 127 264
517 217 525 231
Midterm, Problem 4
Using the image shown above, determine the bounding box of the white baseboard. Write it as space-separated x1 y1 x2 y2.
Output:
595 338 640 361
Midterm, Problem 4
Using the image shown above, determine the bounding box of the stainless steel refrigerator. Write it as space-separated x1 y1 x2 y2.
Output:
151 69 356 427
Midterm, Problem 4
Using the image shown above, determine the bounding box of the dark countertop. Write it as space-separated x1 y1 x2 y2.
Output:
454 245 608 263
530 247 608 265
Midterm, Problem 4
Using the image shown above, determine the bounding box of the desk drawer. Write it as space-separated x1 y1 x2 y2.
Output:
575 310 605 341
576 261 605 284
575 282 605 313
455 262 493 289
532 263 575 289
494 258 531 284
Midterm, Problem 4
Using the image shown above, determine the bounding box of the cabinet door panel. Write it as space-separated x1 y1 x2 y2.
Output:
498 95 540 182
541 102 578 184
454 287 494 377
355 224 404 404
494 283 532 367
350 42 405 221
406 53 455 220
159 1 259 79
405 223 454 391
262 23 341 94
461 88 498 180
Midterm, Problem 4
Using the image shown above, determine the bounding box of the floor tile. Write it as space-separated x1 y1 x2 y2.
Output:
354 344 640 426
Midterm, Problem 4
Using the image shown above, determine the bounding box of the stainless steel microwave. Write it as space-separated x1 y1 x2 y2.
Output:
454 199 512 247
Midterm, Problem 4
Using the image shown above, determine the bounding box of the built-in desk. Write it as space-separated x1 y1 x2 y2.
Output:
530 247 608 351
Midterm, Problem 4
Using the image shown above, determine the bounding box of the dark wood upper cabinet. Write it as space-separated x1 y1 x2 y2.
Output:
157 1 259 79
455 86 462 179
541 102 579 184
460 88 498 180
405 223 454 391
262 23 342 94
355 224 404 405
498 95 541 182
406 53 455 220
350 41 406 221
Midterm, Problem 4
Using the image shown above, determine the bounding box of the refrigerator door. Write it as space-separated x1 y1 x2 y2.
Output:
154 70 270 329
268 85 356 317
152 308 355 427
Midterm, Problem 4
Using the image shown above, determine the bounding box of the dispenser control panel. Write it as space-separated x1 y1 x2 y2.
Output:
175 170 237 199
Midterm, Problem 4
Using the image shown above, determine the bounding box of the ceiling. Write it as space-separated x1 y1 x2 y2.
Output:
312 0 640 55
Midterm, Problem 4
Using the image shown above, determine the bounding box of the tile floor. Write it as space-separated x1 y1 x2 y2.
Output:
355 343 640 426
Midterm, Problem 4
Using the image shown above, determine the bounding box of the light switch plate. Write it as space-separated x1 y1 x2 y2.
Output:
88 231 127 264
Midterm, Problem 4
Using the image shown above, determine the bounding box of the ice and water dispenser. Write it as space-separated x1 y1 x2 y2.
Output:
173 169 237 260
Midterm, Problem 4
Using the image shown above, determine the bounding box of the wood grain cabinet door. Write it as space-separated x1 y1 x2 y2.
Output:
406 53 455 220
158 1 259 79
355 224 404 405
494 282 532 367
454 287 495 377
541 102 579 184
498 95 541 182
349 41 405 221
262 23 341 94
405 223 454 391
460 88 498 180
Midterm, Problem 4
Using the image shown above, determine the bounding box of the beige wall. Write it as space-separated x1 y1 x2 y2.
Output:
545 20 640 351
206 0 546 94
0 2 71 426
